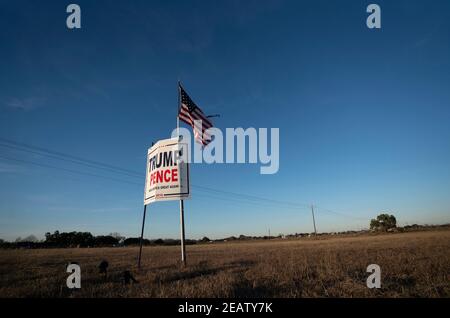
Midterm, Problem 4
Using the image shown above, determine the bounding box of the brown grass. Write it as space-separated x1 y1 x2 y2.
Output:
0 229 449 298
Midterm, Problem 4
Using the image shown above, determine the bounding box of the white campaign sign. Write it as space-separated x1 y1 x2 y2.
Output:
144 137 190 205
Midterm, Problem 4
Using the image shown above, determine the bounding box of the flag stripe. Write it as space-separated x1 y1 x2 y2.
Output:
178 113 193 126
181 103 213 128
179 114 212 139
180 103 212 127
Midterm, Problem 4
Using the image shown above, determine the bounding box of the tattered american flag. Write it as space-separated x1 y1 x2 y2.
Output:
178 84 213 146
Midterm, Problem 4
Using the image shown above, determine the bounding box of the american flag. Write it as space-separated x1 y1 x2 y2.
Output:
178 84 214 146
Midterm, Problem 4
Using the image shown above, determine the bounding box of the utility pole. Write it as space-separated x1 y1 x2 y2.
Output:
311 204 317 236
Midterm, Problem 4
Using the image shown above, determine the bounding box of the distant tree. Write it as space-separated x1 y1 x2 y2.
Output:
109 232 125 244
124 237 139 245
123 237 150 246
185 239 197 245
94 235 119 246
370 213 397 231
44 230 94 247
22 235 39 242
154 239 164 245
200 236 210 242
162 239 180 245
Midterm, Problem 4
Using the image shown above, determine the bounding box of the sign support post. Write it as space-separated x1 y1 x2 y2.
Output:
177 81 187 267
180 200 186 266
137 204 147 269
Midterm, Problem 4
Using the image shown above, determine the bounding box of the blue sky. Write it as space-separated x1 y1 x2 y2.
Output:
1 0 449 241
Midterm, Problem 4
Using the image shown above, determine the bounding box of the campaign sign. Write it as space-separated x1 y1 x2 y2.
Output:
144 137 190 205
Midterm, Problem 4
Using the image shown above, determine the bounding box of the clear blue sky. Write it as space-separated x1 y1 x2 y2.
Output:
1 0 449 241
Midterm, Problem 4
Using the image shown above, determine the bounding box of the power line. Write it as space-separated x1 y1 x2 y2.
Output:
193 192 311 213
0 142 143 179
0 153 304 213
0 153 308 212
0 155 143 186
314 206 367 221
1 138 311 208
0 137 367 222
0 138 142 177
191 184 311 209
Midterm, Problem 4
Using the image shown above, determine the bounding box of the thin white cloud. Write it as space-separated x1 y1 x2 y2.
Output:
0 162 22 174
4 97 46 111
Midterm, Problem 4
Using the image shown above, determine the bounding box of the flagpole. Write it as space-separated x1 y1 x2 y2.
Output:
177 81 187 267
177 81 180 137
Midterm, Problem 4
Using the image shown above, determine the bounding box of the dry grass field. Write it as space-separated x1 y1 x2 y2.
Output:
0 229 449 298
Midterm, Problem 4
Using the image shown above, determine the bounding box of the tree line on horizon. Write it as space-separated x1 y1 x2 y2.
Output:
0 230 282 248
0 214 447 249
0 230 203 249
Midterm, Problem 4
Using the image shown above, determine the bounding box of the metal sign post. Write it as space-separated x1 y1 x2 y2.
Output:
180 200 186 266
137 204 147 269
177 82 187 267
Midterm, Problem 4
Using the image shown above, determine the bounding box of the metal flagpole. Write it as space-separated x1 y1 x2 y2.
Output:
180 200 186 266
177 81 180 138
137 204 147 269
177 81 187 266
